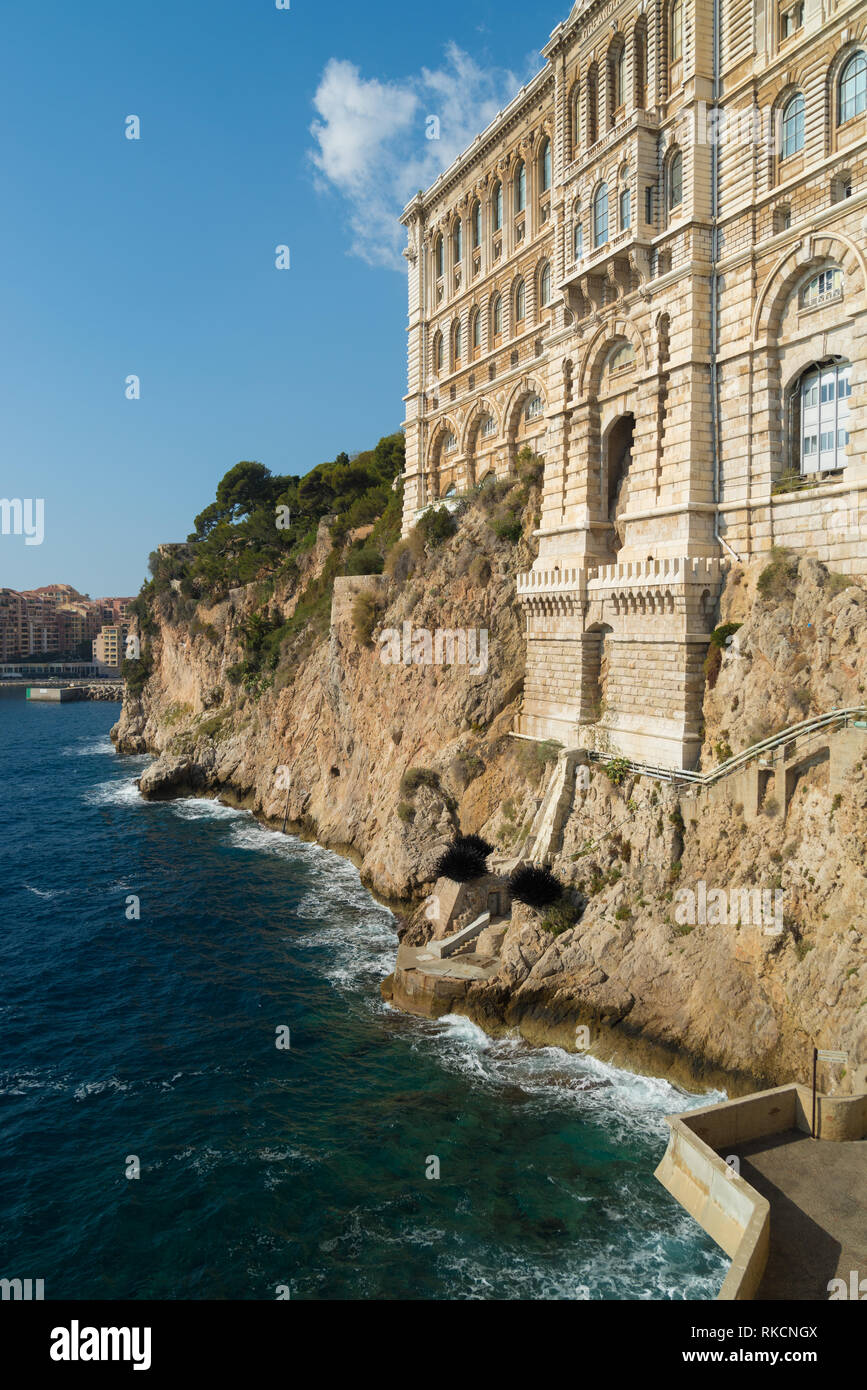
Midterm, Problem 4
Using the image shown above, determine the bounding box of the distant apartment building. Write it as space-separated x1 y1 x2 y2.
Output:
0 584 134 661
92 624 128 670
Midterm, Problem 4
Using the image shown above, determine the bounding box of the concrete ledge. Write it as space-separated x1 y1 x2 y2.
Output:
656 1084 867 1299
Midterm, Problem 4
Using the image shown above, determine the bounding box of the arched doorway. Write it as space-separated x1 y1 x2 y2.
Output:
604 413 635 557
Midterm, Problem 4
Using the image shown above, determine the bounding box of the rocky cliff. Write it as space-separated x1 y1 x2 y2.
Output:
114 483 867 1096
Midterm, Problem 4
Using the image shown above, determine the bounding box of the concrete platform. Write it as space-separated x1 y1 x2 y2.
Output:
729 1129 867 1300
387 939 502 1018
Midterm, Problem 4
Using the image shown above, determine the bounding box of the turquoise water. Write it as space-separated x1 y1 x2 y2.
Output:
0 695 728 1299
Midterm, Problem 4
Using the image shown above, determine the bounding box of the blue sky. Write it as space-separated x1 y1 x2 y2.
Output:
0 0 566 595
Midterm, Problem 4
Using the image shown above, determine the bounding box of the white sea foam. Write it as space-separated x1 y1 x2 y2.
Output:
170 797 245 822
409 1013 721 1145
73 1077 132 1100
83 777 147 808
64 736 116 757
22 883 61 899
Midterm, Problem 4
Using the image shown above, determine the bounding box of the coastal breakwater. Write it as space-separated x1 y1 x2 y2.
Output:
112 500 867 1097
23 683 123 702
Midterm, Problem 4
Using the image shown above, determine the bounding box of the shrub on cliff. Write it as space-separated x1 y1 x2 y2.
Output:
400 767 441 796
703 622 742 689
508 863 563 908
417 506 457 547
433 839 489 883
345 545 384 577
757 547 799 602
351 590 380 646
122 651 152 697
541 896 582 936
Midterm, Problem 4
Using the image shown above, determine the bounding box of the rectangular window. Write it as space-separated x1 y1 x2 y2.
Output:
645 186 654 223
780 2 804 40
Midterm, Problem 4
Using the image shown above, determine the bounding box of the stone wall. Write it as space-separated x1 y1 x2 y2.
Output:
400 0 867 768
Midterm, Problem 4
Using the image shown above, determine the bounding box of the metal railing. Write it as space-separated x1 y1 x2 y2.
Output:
586 707 867 789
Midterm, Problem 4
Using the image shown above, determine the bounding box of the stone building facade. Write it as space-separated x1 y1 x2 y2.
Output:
400 0 867 768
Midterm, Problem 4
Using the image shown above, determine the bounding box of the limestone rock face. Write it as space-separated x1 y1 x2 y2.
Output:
114 520 866 1093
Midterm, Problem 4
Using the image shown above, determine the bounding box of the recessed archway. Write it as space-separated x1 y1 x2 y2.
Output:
604 412 635 558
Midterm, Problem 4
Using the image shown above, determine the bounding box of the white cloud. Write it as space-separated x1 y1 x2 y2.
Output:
310 43 531 270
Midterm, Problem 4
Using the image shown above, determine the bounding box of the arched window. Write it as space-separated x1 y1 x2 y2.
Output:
515 279 526 323
452 219 462 265
481 414 497 440
608 342 636 372
668 150 683 210
514 161 526 213
434 234 444 278
539 262 552 307
571 87 581 157
800 267 843 308
670 0 683 65
492 181 503 232
492 293 503 337
619 169 631 230
839 52 867 124
594 182 609 247
434 331 444 374
574 220 584 260
797 359 851 474
471 307 482 351
453 321 462 365
471 200 482 249
780 93 805 159
539 138 552 192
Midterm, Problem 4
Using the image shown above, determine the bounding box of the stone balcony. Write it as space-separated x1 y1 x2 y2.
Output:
560 226 654 311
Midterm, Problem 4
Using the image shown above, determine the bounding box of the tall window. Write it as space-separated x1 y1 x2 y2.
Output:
540 138 552 192
670 0 683 65
839 52 867 124
614 46 626 109
780 93 805 158
453 322 462 366
472 308 482 351
668 150 683 210
798 360 851 474
452 220 462 265
587 65 599 143
514 161 526 213
434 332 444 373
471 200 482 249
594 182 609 247
492 294 503 337
574 221 584 259
492 181 503 232
634 23 647 107
571 88 581 156
434 235 444 278
539 262 552 307
515 279 526 323
620 185 631 230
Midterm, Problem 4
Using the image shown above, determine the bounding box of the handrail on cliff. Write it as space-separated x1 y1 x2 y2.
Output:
586 706 867 788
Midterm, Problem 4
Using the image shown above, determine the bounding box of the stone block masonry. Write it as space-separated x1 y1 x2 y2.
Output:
399 0 867 768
